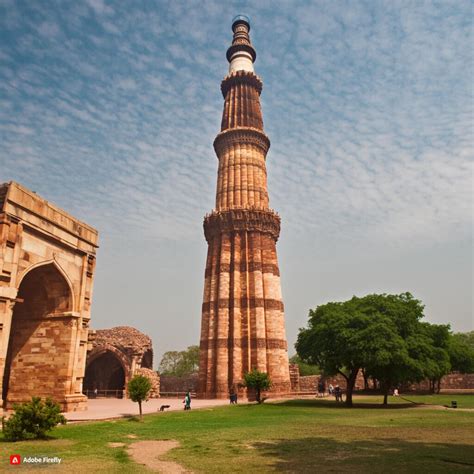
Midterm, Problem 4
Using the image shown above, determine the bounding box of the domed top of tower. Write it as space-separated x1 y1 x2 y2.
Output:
232 14 250 32
226 15 256 74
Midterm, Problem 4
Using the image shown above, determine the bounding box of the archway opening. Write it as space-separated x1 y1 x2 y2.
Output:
83 351 125 398
3 263 73 403
141 349 153 369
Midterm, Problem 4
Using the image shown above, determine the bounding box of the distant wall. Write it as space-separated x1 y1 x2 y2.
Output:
297 373 365 393
403 372 474 392
160 374 198 394
296 370 474 393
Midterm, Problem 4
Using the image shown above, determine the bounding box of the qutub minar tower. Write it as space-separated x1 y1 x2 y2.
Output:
198 16 291 398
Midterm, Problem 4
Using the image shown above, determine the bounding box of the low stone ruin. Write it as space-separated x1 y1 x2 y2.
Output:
84 326 159 398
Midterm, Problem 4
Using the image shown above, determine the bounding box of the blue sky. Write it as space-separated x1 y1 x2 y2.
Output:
1 0 472 364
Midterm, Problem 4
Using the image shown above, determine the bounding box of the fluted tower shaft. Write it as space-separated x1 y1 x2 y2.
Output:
199 17 290 398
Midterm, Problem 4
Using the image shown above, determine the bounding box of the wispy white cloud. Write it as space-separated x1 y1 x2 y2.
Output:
0 0 471 358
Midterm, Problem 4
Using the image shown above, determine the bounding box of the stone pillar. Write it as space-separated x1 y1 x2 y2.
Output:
0 291 17 408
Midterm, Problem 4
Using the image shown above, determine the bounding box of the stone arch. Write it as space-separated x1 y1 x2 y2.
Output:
83 345 130 398
86 344 131 375
16 259 76 312
84 326 157 399
3 262 74 404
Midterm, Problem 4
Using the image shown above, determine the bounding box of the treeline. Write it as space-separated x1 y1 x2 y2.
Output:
296 292 474 407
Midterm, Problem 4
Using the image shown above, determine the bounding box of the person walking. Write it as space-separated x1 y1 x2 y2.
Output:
229 387 238 404
183 392 191 410
328 383 334 396
318 380 326 397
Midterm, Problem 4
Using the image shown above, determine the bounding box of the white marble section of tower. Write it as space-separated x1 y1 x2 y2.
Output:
227 15 256 73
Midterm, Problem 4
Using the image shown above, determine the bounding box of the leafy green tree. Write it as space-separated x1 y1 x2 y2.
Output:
243 370 271 403
419 324 451 393
454 331 474 349
296 293 432 406
289 354 320 376
128 375 152 420
159 345 200 376
158 351 181 375
449 332 474 374
2 397 66 441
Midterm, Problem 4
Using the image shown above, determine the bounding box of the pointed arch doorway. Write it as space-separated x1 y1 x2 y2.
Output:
3 262 75 406
83 350 126 398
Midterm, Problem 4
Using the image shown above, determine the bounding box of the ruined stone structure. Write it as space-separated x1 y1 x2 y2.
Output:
199 16 291 398
85 326 159 398
0 182 98 411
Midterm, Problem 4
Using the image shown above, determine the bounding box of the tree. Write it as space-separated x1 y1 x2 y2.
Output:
289 354 320 376
420 323 451 393
128 375 152 420
449 332 474 374
296 293 432 406
158 345 200 376
453 331 474 349
2 397 66 441
243 370 271 403
158 351 181 375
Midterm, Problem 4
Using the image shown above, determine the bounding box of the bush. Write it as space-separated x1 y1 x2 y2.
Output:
2 397 66 441
243 370 272 403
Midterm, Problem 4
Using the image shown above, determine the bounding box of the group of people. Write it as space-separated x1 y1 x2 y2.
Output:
183 389 240 409
317 381 344 402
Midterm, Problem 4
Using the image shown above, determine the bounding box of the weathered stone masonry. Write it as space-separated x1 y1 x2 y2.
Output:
0 182 98 411
85 326 160 398
198 17 291 398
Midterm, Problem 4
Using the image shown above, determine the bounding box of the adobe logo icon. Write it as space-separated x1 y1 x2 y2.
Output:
10 454 21 465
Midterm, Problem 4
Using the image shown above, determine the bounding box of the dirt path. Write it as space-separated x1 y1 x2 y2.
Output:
128 440 190 473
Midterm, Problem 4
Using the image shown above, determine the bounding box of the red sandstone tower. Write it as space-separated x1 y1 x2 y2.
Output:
198 16 291 398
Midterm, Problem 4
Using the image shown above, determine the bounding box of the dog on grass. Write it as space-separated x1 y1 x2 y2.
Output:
159 405 171 412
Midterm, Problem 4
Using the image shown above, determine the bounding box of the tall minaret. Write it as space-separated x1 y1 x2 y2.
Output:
198 16 291 398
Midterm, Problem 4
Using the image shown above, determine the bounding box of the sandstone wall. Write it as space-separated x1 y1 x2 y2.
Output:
160 374 199 394
297 371 474 393
403 372 474 392
297 373 366 393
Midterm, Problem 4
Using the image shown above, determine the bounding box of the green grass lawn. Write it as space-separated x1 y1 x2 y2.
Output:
1 395 473 473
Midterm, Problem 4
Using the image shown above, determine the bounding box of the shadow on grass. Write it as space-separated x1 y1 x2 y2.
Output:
0 434 56 443
254 437 474 472
276 399 420 409
119 414 141 422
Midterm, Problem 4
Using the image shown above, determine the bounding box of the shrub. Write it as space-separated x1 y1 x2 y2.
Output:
2 397 66 441
243 370 272 403
128 374 152 420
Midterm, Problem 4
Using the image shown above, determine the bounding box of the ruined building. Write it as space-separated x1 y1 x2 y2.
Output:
198 16 291 398
0 182 98 411
85 326 159 398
